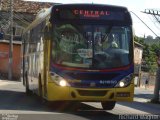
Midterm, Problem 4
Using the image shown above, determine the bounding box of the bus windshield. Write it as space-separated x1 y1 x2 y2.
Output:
51 23 132 69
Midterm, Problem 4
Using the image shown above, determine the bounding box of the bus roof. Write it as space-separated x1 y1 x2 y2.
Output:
50 4 131 24
23 4 131 34
51 4 129 11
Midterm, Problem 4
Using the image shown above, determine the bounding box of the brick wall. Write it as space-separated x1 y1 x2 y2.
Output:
0 41 21 80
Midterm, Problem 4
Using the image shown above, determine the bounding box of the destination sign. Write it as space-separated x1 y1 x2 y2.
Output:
54 8 125 20
73 10 110 18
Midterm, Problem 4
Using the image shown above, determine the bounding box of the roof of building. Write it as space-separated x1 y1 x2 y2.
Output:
134 41 144 48
0 0 53 14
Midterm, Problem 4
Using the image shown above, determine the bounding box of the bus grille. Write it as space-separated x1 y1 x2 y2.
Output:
67 73 119 80
70 82 115 88
77 90 107 96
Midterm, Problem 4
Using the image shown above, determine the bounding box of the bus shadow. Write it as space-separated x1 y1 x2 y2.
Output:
0 90 46 111
47 102 119 120
134 93 154 100
118 101 160 114
0 90 119 120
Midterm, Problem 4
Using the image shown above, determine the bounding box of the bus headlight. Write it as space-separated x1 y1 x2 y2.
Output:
115 74 133 88
59 80 67 87
51 74 70 87
119 81 125 87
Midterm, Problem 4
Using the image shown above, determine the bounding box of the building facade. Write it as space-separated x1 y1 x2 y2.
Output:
134 41 143 86
0 0 53 80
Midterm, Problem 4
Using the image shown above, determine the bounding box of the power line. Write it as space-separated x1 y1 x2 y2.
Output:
142 9 160 27
14 13 30 25
147 14 160 30
130 11 160 39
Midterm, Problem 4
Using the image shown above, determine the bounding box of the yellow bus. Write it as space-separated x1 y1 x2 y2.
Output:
22 4 134 110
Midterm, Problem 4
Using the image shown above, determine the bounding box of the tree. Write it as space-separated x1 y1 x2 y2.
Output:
134 36 144 44
134 35 160 73
146 35 153 40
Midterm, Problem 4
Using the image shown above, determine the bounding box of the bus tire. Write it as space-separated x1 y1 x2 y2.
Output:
101 101 116 110
25 72 32 95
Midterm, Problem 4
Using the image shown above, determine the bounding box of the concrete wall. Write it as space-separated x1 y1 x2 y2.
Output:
134 42 143 86
134 47 143 65
140 71 156 90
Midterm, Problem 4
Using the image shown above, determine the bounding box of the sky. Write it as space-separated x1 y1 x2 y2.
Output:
24 0 160 38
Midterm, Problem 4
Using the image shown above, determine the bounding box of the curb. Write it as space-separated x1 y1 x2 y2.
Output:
134 97 150 103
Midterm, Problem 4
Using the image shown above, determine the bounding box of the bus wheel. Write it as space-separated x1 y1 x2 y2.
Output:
101 101 116 110
25 72 32 95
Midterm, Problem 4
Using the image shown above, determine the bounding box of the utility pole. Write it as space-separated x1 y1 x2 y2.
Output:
130 11 160 39
152 51 160 103
142 9 160 25
142 9 160 103
8 0 13 80
0 0 2 10
142 9 160 15
141 9 160 39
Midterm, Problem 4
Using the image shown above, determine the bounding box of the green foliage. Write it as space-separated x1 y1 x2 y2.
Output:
135 35 160 72
134 36 144 44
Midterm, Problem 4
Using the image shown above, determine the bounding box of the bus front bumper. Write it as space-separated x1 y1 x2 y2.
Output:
47 83 134 102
